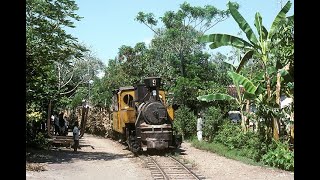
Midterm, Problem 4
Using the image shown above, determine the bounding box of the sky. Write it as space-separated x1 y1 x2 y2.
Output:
65 0 294 66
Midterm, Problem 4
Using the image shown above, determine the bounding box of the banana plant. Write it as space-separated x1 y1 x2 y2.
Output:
199 1 292 99
197 71 257 131
199 1 292 138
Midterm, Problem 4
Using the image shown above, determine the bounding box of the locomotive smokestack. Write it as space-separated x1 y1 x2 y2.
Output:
144 77 161 101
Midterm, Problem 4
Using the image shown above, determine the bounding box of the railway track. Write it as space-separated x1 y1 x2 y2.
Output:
140 154 205 180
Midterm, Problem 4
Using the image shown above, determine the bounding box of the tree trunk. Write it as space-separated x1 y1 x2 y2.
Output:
240 105 247 132
266 72 271 98
272 71 282 141
266 71 280 140
246 100 250 131
273 117 280 141
276 71 281 106
290 112 294 144
47 100 52 138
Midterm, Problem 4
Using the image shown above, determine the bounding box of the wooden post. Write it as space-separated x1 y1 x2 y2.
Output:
80 105 89 138
47 100 52 138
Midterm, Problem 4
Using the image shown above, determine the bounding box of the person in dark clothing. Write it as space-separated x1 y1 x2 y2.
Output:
58 112 65 136
54 112 60 135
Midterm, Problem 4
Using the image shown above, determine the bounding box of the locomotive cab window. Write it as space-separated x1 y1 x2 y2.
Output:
123 94 134 107
112 94 119 111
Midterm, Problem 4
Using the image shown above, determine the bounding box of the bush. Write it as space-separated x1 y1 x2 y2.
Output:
202 106 224 142
240 132 268 161
262 140 294 171
213 121 267 161
27 131 49 149
173 105 196 139
213 121 242 149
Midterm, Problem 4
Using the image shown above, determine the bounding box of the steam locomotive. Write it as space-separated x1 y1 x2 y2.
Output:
110 77 181 153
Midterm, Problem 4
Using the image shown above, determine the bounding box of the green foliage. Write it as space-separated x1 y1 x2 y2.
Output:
136 1 236 77
26 131 49 150
199 1 294 141
70 87 87 108
127 2 240 116
173 106 196 139
171 77 202 108
26 0 88 115
191 124 293 171
270 14 294 97
200 33 254 49
213 121 267 161
213 121 243 149
209 52 233 85
200 0 293 73
262 140 294 171
202 107 224 141
240 132 268 161
191 139 264 167
196 70 258 122
197 93 235 102
228 71 257 95
89 77 112 108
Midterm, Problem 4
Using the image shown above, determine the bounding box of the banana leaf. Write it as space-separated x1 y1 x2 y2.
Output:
243 91 256 100
236 50 254 73
268 1 292 40
197 93 236 102
254 12 268 41
253 71 265 83
222 61 236 71
255 84 266 96
227 71 257 94
228 1 259 48
279 69 293 82
267 66 277 75
199 34 253 49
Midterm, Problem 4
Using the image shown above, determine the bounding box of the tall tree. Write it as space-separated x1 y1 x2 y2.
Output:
135 1 238 77
26 0 86 114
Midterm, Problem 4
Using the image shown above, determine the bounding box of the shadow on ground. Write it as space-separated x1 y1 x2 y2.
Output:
26 146 132 164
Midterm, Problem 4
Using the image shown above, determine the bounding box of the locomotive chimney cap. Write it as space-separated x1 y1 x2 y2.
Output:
144 77 161 88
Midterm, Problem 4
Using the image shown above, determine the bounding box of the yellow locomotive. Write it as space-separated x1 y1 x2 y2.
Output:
111 77 181 152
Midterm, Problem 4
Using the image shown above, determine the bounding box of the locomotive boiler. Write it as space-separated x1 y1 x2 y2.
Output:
111 77 181 153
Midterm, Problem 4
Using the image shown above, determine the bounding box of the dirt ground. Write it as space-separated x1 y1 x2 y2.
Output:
26 133 294 180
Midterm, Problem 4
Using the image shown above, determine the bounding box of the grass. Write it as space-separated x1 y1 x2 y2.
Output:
188 139 265 167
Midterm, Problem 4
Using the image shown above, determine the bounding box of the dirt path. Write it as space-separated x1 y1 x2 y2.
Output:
26 134 294 180
26 134 151 180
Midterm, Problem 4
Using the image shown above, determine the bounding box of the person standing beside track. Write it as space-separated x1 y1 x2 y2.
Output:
197 113 203 141
73 121 80 152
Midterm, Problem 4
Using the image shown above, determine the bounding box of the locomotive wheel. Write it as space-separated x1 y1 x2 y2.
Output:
128 135 140 153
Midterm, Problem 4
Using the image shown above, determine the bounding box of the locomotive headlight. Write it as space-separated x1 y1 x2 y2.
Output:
152 90 156 96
